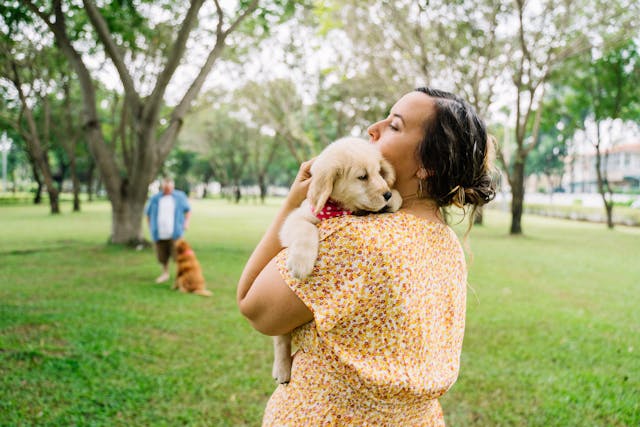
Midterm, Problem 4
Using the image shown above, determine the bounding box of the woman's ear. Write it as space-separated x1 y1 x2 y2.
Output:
416 167 432 180
308 167 336 214
380 159 396 187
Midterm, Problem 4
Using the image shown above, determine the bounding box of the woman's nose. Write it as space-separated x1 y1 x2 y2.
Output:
367 123 380 142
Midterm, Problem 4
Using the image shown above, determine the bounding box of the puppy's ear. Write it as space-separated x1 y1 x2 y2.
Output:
380 158 396 187
308 167 337 214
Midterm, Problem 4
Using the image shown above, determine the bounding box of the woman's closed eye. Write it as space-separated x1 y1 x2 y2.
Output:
389 120 402 131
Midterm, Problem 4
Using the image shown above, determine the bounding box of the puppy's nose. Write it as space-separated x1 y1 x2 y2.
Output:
383 191 392 201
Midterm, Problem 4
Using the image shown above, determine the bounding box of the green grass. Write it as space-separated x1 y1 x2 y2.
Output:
520 203 640 226
1 200 638 426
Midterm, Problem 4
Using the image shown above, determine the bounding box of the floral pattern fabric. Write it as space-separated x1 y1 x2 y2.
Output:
264 211 467 426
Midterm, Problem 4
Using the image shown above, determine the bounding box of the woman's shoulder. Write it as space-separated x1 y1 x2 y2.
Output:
317 210 450 242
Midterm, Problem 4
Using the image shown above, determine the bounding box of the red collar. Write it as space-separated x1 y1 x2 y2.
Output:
313 199 352 220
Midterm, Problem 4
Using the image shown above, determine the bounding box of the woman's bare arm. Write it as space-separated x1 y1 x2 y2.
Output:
237 160 315 335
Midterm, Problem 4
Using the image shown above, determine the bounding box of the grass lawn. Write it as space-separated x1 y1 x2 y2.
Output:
0 199 638 426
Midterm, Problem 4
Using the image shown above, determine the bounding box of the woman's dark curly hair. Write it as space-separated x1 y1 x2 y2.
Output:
414 87 497 215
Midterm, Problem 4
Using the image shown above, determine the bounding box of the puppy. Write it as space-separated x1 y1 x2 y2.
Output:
272 137 402 384
174 239 212 297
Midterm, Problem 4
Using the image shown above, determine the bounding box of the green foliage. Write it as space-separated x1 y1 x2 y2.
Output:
242 0 309 33
1 202 639 425
525 84 587 181
163 148 198 194
0 3 34 34
179 103 257 187
561 39 640 123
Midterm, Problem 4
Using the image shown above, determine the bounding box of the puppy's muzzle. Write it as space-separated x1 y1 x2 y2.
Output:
383 191 392 201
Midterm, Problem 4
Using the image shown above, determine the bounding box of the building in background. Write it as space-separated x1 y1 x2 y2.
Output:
563 141 640 193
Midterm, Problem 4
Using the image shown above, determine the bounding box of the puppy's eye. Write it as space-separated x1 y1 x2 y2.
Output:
358 173 368 181
379 167 387 178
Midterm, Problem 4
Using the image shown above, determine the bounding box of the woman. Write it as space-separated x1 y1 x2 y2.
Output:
237 87 496 426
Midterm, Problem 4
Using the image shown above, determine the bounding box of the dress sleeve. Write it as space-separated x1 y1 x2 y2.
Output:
275 217 371 332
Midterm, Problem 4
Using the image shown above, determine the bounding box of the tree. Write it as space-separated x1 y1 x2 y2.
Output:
491 0 639 234
526 85 586 195
526 134 567 194
238 78 317 163
0 31 62 213
566 41 640 228
56 74 85 212
180 104 254 202
15 0 297 244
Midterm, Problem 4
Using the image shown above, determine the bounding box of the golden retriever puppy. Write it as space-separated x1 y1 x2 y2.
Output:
272 137 402 383
174 239 212 297
280 137 402 279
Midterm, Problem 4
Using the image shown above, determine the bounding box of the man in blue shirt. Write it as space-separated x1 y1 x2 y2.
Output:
145 178 191 283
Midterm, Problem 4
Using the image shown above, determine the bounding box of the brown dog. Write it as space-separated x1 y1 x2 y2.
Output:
173 239 212 297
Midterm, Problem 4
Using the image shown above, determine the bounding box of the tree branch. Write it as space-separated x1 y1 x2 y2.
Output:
144 0 207 122
523 84 546 158
157 0 259 157
82 0 142 112
220 0 259 37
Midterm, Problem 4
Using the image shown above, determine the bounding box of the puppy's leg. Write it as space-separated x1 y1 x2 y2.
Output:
176 277 188 293
286 224 319 279
272 334 292 384
280 206 320 279
387 189 403 212
193 288 212 297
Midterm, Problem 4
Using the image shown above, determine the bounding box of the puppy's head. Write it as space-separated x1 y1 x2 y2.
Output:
308 137 396 214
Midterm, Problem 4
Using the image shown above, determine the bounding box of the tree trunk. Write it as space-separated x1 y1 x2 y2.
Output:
202 181 208 198
510 160 525 235
55 161 67 192
70 155 81 212
31 162 43 204
95 175 103 199
62 79 81 212
38 157 60 215
605 201 613 229
32 149 59 214
87 158 95 202
46 186 60 214
258 174 267 204
110 196 147 245
34 181 43 204
594 123 614 230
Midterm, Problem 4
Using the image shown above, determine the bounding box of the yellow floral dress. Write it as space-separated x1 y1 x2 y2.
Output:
263 211 467 426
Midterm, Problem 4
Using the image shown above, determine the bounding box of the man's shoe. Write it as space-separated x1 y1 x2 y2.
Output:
155 273 170 283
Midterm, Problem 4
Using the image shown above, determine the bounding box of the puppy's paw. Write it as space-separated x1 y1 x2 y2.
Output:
272 357 292 384
387 189 403 212
287 252 315 279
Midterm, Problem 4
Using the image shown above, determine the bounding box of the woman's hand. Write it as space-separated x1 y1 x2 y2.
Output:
284 158 315 210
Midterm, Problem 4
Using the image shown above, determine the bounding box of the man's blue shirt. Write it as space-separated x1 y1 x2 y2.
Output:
145 190 191 242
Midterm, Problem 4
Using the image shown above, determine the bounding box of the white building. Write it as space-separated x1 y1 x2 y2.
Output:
563 142 640 193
